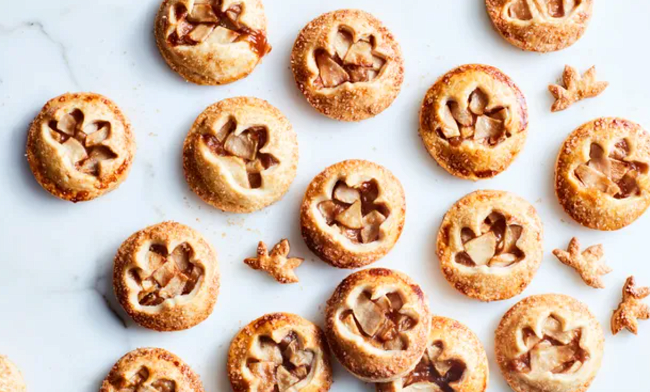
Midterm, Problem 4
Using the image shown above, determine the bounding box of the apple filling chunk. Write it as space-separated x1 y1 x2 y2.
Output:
455 212 524 267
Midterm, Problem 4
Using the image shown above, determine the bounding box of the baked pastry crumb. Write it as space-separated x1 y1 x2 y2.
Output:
244 239 304 284
549 65 608 112
553 237 611 288
113 221 220 331
611 276 649 335
227 312 332 392
0 355 26 392
100 347 204 391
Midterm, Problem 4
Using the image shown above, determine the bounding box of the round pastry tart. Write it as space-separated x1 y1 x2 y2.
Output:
485 0 593 52
26 92 135 202
377 316 489 392
0 356 26 392
325 268 431 382
291 9 404 121
495 294 604 392
227 312 333 392
419 64 528 180
300 160 405 269
555 117 650 231
100 347 204 392
437 190 543 302
113 221 220 331
183 97 298 213
154 0 271 85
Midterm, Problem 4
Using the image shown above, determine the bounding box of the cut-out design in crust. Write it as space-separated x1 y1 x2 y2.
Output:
155 0 271 85
377 316 489 392
485 0 594 52
419 64 528 180
495 294 604 392
555 117 650 231
291 9 404 121
113 221 220 331
227 312 333 392
437 190 543 302
325 268 430 382
183 97 298 213
0 355 26 392
300 160 406 269
26 92 135 202
100 348 204 392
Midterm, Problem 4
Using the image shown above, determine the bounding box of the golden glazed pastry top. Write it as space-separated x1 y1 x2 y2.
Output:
113 221 220 331
155 0 271 85
26 92 135 202
495 294 604 392
555 117 650 231
0 356 26 392
183 97 298 213
227 313 333 392
300 159 406 269
419 64 528 180
486 0 594 52
291 9 404 121
100 348 204 392
325 268 431 383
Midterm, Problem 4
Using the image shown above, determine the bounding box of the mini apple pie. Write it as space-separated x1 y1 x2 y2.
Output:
300 160 405 269
155 0 271 85
437 190 543 302
555 117 650 231
183 97 298 213
26 92 135 202
485 0 594 52
291 9 404 121
100 347 204 392
495 294 604 392
113 221 220 331
376 316 489 392
0 355 26 392
325 268 431 382
419 64 528 180
228 313 333 392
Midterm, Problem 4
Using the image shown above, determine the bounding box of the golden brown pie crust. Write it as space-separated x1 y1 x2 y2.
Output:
113 221 220 331
419 64 528 180
291 9 404 121
99 347 204 392
154 0 271 85
437 190 543 302
0 356 26 392
227 312 333 392
26 92 135 202
325 268 431 383
495 294 604 392
183 97 299 213
555 117 650 231
376 316 489 392
485 0 593 52
300 159 406 269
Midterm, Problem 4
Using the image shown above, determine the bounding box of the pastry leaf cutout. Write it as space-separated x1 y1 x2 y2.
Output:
244 239 304 284
553 237 611 288
549 65 608 112
612 276 650 335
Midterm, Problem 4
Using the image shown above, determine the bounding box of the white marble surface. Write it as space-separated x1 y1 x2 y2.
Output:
1 0 649 390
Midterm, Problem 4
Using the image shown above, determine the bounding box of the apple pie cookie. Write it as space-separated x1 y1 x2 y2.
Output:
376 316 489 392
291 9 404 121
419 64 528 180
227 313 332 392
155 0 271 85
300 160 405 269
437 190 543 302
555 117 650 231
495 294 604 392
113 221 220 331
0 356 26 392
325 268 431 382
485 0 594 52
26 92 135 202
100 348 204 392
183 97 298 213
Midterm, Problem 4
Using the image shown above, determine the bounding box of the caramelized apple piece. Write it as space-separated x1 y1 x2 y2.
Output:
188 3 218 23
61 137 88 163
448 101 473 127
333 182 360 203
341 312 361 335
315 51 349 88
575 164 620 196
343 41 374 67
508 0 533 20
57 113 78 135
489 253 517 267
469 89 489 115
248 362 277 391
209 26 240 43
85 124 110 147
353 294 385 336
189 24 215 43
224 133 258 160
440 104 460 138
335 200 363 229
464 232 497 266
360 210 386 243
474 115 504 140
502 224 523 254
276 366 300 391
318 201 346 224
159 274 188 298
333 29 353 59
